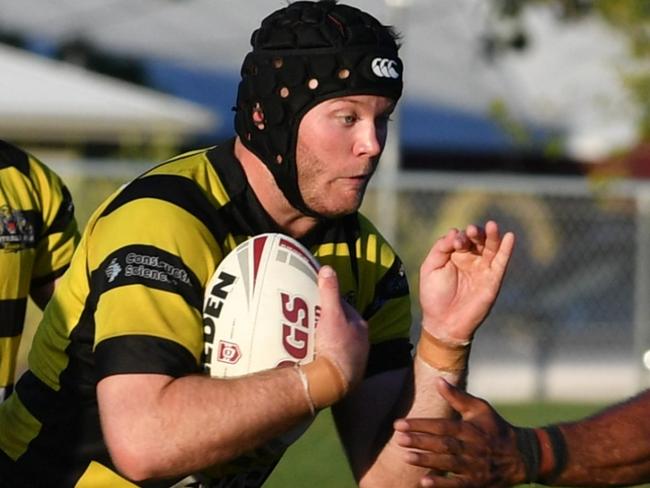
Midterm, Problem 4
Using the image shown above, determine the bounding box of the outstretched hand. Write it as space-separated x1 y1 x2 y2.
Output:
419 220 515 343
393 378 526 487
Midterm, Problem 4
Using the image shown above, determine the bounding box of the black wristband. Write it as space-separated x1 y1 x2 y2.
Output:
514 427 541 482
541 425 568 483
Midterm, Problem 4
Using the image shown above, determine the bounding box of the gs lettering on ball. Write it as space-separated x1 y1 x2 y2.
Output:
280 292 310 360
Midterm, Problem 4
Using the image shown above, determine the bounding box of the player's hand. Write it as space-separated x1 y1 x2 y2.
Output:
393 378 526 487
419 220 514 343
314 265 369 391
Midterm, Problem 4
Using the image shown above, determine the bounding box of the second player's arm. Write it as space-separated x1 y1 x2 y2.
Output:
547 389 650 486
395 382 650 487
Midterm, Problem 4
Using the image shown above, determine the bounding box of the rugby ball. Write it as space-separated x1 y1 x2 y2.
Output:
198 234 322 482
202 233 321 378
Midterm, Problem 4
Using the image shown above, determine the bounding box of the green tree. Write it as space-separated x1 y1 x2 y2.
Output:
488 0 650 141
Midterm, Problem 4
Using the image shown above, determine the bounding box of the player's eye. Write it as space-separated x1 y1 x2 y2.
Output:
337 113 358 125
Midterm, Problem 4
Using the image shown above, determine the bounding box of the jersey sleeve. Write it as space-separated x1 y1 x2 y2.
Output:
86 174 224 381
29 157 80 286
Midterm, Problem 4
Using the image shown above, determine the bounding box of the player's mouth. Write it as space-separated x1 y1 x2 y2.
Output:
341 174 371 185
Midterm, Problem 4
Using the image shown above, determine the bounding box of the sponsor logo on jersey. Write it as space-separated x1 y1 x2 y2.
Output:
371 57 400 79
120 252 191 285
105 258 123 283
0 205 34 251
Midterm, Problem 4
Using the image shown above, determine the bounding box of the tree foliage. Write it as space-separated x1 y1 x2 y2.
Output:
489 0 650 141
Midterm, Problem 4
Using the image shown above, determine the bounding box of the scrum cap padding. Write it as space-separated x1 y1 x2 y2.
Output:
234 1 403 216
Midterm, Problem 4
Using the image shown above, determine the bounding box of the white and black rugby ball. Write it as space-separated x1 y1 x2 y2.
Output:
202 232 321 379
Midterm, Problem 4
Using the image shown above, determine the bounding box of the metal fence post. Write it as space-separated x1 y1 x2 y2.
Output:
634 184 650 390
375 0 411 245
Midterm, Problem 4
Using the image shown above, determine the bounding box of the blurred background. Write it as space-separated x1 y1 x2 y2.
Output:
3 0 650 485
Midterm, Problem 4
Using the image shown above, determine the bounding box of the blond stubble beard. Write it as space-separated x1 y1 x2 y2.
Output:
295 139 375 218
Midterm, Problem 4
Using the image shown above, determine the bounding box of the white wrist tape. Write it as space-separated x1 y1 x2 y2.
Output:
294 366 316 416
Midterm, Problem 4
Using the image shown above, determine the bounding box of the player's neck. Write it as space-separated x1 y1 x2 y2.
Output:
234 138 319 238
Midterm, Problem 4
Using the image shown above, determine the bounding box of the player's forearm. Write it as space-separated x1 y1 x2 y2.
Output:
99 369 312 481
545 391 650 486
358 354 468 487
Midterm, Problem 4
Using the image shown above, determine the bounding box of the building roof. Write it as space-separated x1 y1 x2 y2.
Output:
0 43 217 143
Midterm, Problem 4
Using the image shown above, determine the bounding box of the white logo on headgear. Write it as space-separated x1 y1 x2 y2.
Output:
371 58 400 79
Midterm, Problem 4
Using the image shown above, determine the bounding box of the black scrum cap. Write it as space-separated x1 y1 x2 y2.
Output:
234 0 403 217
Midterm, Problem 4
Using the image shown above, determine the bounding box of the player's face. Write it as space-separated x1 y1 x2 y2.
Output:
295 95 395 218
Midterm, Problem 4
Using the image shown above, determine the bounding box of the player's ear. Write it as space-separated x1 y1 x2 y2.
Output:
252 103 266 130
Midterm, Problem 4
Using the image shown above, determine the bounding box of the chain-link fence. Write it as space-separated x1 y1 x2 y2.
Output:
40 161 650 404
365 171 650 403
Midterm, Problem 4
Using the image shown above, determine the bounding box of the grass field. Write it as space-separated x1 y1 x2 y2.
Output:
266 402 650 488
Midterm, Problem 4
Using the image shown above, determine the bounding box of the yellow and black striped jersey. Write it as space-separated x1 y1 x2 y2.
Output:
0 140 79 404
0 139 412 488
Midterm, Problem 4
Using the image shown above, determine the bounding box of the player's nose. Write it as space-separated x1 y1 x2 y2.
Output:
353 122 382 158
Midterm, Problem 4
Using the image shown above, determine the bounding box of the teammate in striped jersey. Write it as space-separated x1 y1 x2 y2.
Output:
0 140 79 403
0 2 513 487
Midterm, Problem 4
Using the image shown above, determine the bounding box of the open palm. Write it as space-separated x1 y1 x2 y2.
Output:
419 221 515 343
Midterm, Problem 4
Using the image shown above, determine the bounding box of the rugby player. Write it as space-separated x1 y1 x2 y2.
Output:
0 2 513 486
0 140 79 403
